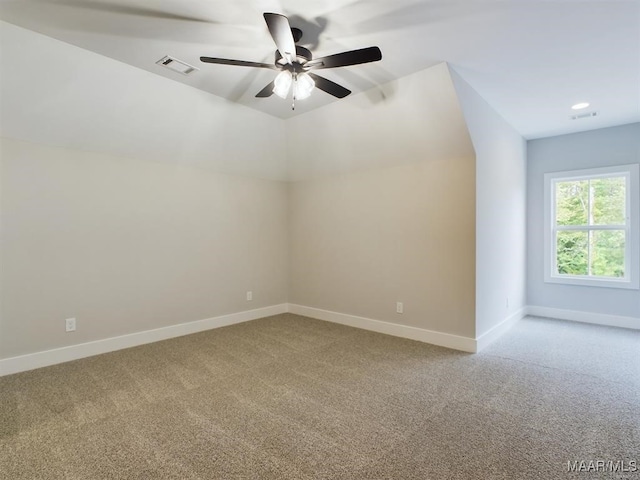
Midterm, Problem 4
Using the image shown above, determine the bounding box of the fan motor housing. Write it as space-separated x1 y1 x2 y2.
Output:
275 46 312 68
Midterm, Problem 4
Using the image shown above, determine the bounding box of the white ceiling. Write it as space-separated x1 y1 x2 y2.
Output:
0 0 639 139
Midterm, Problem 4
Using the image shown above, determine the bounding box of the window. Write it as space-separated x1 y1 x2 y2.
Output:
544 164 639 289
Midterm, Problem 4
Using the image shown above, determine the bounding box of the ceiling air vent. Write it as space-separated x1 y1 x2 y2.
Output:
570 111 598 120
156 56 198 75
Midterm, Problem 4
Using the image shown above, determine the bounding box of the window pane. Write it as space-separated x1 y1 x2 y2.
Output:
591 230 625 278
592 177 626 225
556 180 588 225
556 231 588 275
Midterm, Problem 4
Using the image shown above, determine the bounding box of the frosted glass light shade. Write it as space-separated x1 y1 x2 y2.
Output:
294 73 315 100
273 70 292 99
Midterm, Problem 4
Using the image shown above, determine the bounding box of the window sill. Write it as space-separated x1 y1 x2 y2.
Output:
545 275 639 290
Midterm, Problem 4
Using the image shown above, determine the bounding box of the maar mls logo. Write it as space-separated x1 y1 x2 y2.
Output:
567 460 637 473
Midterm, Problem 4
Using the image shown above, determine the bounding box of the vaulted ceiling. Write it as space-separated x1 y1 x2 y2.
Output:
1 0 638 140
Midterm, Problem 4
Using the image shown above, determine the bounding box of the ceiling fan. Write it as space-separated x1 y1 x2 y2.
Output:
200 13 382 109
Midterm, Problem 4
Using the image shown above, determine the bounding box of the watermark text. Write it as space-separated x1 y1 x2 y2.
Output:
567 460 637 473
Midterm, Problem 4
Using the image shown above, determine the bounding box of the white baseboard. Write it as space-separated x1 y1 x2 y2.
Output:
526 306 640 330
0 304 288 377
9 302 633 377
475 307 527 352
287 304 477 353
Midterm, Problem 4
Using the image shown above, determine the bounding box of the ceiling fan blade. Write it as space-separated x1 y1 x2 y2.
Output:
308 73 351 99
263 13 296 64
256 81 275 98
306 46 382 70
200 57 277 69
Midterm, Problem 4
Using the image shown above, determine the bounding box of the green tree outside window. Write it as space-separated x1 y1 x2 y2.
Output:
554 177 626 278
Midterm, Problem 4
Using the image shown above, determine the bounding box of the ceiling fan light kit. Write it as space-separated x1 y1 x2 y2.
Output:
273 71 293 98
274 70 315 100
200 12 382 109
293 73 315 100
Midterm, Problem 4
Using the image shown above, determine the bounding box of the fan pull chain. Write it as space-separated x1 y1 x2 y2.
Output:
291 74 297 110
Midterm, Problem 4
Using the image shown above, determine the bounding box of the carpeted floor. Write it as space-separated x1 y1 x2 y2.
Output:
1 313 638 479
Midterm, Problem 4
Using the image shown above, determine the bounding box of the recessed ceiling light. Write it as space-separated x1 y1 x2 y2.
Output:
571 102 590 110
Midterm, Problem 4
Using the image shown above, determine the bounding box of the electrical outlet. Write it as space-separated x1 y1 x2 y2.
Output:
396 302 403 314
65 318 76 332
246 291 253 301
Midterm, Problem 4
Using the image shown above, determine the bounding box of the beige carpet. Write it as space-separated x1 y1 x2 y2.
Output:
1 313 638 479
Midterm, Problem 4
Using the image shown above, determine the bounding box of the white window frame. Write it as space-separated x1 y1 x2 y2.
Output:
544 163 639 289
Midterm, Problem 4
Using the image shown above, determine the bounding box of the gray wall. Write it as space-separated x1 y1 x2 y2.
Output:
450 68 528 337
288 64 477 338
527 123 640 318
0 138 289 359
0 23 293 361
289 158 476 338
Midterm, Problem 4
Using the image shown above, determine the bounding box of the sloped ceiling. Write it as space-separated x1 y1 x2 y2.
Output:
0 22 289 180
1 21 472 181
286 62 473 180
1 0 638 138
